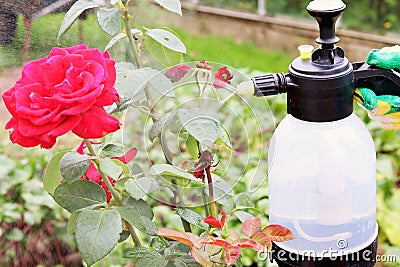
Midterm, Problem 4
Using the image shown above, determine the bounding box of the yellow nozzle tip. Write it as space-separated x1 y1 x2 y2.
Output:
236 80 255 95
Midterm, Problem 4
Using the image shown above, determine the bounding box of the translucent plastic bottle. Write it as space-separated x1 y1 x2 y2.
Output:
268 113 377 256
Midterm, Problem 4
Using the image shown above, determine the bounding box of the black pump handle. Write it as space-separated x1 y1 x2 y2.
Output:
353 62 400 96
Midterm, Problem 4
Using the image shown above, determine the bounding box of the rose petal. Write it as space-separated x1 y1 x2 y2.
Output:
47 116 82 138
72 106 120 139
85 163 101 183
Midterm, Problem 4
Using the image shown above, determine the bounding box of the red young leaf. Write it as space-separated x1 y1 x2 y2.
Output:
114 148 137 164
200 236 230 247
204 216 223 229
251 232 272 250
77 140 102 154
226 229 240 242
157 228 201 248
221 214 228 227
190 247 210 266
241 217 261 238
224 245 241 265
262 224 295 242
165 64 191 83
214 66 233 89
233 238 264 252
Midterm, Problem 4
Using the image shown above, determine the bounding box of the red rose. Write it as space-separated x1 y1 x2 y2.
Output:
2 44 120 149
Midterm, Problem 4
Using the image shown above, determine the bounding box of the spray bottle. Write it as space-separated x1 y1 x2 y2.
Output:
237 0 400 265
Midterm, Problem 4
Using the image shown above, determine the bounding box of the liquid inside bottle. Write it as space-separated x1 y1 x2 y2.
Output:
268 113 377 256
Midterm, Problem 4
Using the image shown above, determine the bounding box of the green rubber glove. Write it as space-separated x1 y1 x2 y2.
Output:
354 45 400 130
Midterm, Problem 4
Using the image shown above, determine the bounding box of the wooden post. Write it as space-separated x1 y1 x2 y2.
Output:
257 0 266 16
22 17 32 65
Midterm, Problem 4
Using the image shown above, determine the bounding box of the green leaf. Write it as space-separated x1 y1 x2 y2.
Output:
211 174 234 196
150 236 167 252
114 206 157 235
125 198 154 219
178 108 220 148
204 174 234 208
175 255 201 267
146 68 175 97
186 134 199 159
100 144 124 158
154 0 182 15
149 110 178 142
43 151 69 194
75 209 122 266
116 64 174 99
104 29 142 51
105 32 126 51
123 246 149 259
144 34 182 67
67 211 80 234
60 152 92 183
149 164 204 185
53 180 107 213
176 208 209 230
97 8 121 36
145 28 186 53
136 252 168 267
216 126 232 150
234 211 253 222
236 193 254 208
165 241 190 257
115 62 147 99
125 177 160 200
99 158 122 180
58 0 101 41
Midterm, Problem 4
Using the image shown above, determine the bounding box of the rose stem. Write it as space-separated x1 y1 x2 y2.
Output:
84 139 142 247
196 142 211 217
205 166 217 218
197 89 214 218
121 3 191 233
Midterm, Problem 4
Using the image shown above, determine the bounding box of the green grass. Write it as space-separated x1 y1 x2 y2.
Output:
177 29 292 73
0 13 291 73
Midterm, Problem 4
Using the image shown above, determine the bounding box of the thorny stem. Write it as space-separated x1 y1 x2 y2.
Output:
121 4 191 233
84 139 142 247
205 166 217 218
